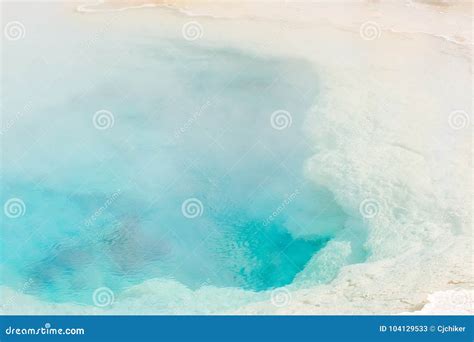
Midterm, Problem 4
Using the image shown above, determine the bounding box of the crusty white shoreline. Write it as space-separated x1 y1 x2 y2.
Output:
1 0 472 315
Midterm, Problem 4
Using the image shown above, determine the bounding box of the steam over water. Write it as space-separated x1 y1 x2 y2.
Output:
1 4 359 305
3 1 469 315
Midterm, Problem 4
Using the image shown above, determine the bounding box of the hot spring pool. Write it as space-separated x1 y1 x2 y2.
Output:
1 4 365 307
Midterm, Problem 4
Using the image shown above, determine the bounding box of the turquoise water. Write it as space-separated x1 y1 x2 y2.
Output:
1 10 349 305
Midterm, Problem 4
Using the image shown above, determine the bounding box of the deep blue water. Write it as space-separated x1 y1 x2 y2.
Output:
1 24 349 305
